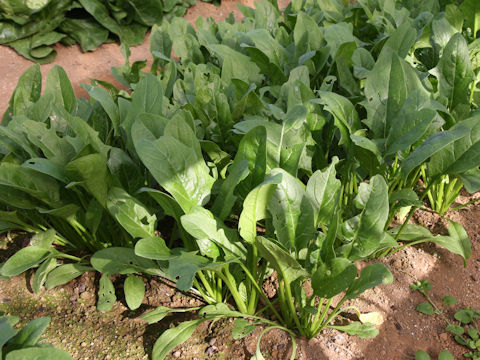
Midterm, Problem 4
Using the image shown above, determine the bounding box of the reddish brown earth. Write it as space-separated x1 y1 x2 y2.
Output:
1 1 480 360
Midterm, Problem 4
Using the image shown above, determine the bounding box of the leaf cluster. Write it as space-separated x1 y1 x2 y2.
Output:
0 313 73 359
0 0 479 358
0 0 209 63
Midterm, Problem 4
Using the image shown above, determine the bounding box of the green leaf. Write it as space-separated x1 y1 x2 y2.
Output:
306 159 341 226
438 350 454 360
8 64 42 117
460 0 480 38
430 33 474 112
198 303 245 318
137 187 184 223
211 160 250 221
268 168 309 250
5 348 73 360
32 257 57 293
135 237 173 261
140 306 198 324
416 302 436 315
107 187 156 239
238 174 282 243
167 251 212 291
255 236 308 285
91 248 160 276
152 320 204 360
134 136 214 213
66 153 109 207
124 275 145 310
329 321 378 338
384 22 417 59
364 47 427 139
83 84 119 135
181 207 246 260
346 263 393 299
97 274 116 313
5 316 50 351
446 324 464 335
232 318 256 340
44 66 76 113
455 309 477 324
59 18 109 52
442 296 458 306
415 350 431 360
429 116 480 177
0 316 18 350
1 246 51 277
45 264 92 290
230 126 267 198
312 258 357 299
342 175 389 259
402 125 470 177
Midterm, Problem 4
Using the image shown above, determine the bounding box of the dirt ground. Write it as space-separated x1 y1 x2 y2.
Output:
1 1 480 360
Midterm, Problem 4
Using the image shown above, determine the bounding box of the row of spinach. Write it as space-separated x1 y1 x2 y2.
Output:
0 0 479 358
0 0 212 63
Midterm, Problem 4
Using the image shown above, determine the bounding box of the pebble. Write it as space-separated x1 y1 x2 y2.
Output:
173 351 181 358
80 292 90 300
277 344 285 350
205 346 217 356
81 342 87 347
209 338 217 346
440 332 449 341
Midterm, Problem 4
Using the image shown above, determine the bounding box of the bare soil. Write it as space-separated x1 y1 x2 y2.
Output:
1 1 480 360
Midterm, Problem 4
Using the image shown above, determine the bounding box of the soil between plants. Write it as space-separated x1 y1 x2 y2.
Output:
1 1 480 360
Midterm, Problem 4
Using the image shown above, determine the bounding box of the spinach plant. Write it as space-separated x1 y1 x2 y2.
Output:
0 313 73 359
412 280 480 359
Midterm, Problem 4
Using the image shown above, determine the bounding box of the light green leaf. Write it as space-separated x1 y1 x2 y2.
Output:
152 320 204 360
124 275 145 310
97 274 116 313
1 246 51 277
45 264 92 290
239 174 282 243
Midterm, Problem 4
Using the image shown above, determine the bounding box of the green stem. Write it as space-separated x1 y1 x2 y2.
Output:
283 279 305 336
310 297 333 335
197 270 216 301
278 279 292 327
313 297 347 337
217 267 248 314
56 253 83 262
247 245 259 315
451 197 480 212
239 263 284 323
192 278 216 304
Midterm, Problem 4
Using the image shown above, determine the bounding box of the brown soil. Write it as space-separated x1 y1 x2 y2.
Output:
1 1 480 360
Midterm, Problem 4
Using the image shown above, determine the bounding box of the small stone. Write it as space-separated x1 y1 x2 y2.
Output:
277 344 285 350
80 292 90 300
205 346 217 356
440 332 449 342
471 274 478 282
81 342 87 347
209 338 217 346
173 351 181 358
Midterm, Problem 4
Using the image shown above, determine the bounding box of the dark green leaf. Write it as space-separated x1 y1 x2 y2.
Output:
346 263 393 299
